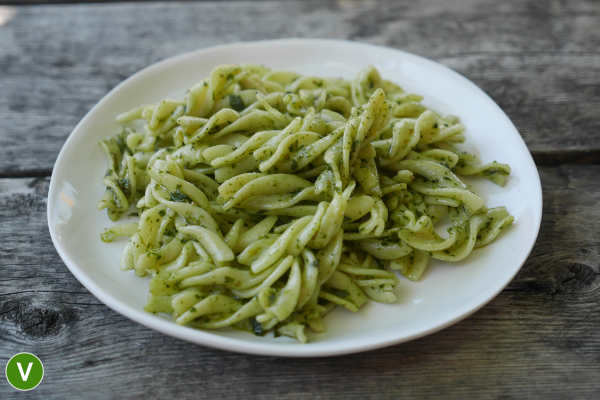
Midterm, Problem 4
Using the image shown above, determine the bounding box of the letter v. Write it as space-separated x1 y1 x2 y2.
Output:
17 362 33 381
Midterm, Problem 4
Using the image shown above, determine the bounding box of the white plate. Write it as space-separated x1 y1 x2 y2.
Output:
48 39 542 357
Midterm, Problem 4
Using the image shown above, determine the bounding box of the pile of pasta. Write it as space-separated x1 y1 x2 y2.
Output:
98 64 514 343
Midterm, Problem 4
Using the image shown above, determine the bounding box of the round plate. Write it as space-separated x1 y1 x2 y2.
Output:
48 39 542 357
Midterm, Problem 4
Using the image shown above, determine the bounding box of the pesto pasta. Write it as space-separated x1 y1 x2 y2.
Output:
98 64 514 343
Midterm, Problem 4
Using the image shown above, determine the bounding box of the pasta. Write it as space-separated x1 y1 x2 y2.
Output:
98 64 514 343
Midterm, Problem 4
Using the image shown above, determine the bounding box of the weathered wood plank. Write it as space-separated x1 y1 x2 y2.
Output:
1 165 599 399
1 0 599 174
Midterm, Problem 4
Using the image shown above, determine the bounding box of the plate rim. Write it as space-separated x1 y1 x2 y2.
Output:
47 38 543 357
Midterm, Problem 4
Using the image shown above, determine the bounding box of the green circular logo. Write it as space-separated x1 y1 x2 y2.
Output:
5 353 44 391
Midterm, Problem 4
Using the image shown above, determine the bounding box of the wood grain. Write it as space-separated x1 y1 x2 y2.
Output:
1 165 599 399
1 0 599 174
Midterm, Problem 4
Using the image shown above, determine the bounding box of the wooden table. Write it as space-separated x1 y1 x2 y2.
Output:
1 1 599 398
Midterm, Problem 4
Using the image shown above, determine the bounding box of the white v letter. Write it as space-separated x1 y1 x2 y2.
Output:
17 362 33 381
